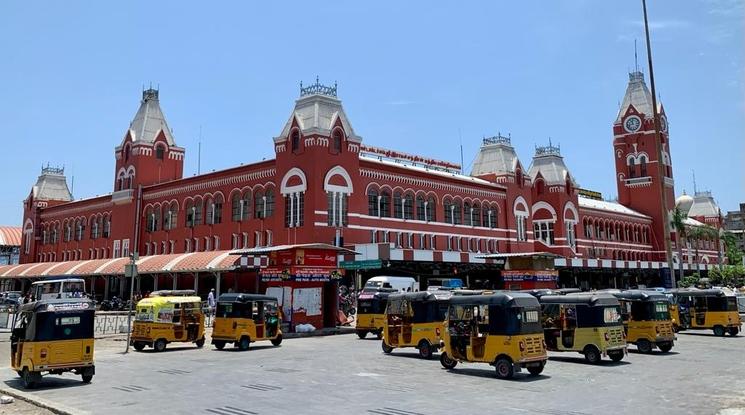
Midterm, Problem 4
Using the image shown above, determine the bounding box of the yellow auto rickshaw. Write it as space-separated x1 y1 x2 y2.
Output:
611 290 675 353
538 293 627 363
10 298 95 388
211 293 283 350
356 288 396 339
131 290 205 352
382 291 451 359
668 288 741 336
439 292 548 379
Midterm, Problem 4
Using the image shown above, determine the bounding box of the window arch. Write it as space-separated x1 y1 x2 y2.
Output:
368 188 379 216
393 191 403 219
426 196 436 222
163 202 178 230
291 129 300 153
206 194 224 225
331 128 343 154
453 199 463 225
628 157 636 178
416 194 426 221
513 197 529 242
102 215 111 238
380 190 391 218
155 144 165 160
403 193 414 220
639 155 647 177
444 198 454 224
463 201 472 226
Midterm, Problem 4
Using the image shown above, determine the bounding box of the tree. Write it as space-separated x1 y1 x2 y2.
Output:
670 208 687 284
722 231 744 266
680 273 700 288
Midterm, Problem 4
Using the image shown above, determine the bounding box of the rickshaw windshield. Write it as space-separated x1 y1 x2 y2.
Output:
33 311 94 341
386 299 410 316
358 298 386 315
448 304 474 321
602 306 623 325
630 301 670 321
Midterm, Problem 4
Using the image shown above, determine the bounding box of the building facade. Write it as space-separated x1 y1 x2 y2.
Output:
14 74 725 292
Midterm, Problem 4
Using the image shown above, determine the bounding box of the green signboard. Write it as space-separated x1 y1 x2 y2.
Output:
339 259 383 270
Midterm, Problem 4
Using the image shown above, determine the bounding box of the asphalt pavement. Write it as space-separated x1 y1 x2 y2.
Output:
0 329 744 415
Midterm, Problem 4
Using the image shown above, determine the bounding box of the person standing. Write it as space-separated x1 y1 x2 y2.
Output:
207 288 216 316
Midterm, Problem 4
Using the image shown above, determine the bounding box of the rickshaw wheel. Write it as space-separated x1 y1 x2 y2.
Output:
494 357 514 379
727 327 739 336
195 338 205 348
584 346 601 364
527 362 545 376
82 374 93 384
21 368 38 389
713 326 726 337
214 341 226 350
356 331 368 339
657 342 673 353
381 341 394 354
636 339 653 354
608 350 624 362
238 336 251 351
271 334 283 346
376 330 383 340
440 352 457 369
417 340 433 359
154 339 167 352
133 341 146 351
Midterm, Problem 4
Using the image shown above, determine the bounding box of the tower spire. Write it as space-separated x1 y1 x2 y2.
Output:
634 39 639 73
692 170 697 194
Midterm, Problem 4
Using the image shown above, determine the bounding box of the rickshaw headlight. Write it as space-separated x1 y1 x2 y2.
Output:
45 304 56 312
655 325 660 334
40 349 47 359
519 341 526 352
435 328 441 337
604 332 610 341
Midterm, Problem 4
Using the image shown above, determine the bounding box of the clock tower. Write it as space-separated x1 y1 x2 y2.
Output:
613 71 674 260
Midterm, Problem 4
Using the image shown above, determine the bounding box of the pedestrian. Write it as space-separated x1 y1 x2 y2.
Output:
207 288 216 316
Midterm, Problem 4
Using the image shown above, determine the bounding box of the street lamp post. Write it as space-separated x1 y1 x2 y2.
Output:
124 253 138 353
641 0 676 288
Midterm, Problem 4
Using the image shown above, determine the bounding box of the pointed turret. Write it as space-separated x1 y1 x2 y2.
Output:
31 166 72 202
471 134 522 177
126 88 176 145
615 71 662 123
528 143 576 186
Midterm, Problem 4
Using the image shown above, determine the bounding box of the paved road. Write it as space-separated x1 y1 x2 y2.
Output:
0 329 744 415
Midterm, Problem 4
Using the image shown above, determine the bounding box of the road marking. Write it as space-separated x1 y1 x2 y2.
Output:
206 406 258 415
367 408 425 415
241 383 282 391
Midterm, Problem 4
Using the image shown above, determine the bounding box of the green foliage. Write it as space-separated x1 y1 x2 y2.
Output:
709 264 745 287
680 273 701 288
722 232 744 266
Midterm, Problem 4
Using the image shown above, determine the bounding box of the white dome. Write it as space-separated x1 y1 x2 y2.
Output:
675 193 694 215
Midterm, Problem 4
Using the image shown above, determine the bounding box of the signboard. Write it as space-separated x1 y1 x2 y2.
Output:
260 266 341 282
502 270 558 282
339 259 383 270
578 188 603 200
269 249 338 267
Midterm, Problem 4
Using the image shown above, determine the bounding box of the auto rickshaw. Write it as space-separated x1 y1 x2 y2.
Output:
610 290 675 353
356 288 396 339
10 298 95 388
382 291 451 359
130 290 205 352
211 293 283 350
439 292 548 379
668 288 741 336
538 293 627 363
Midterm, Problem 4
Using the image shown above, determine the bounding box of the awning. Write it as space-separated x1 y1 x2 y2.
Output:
0 250 254 279
230 243 359 256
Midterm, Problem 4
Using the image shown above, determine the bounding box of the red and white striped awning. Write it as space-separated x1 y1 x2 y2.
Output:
0 250 266 279
0 226 21 247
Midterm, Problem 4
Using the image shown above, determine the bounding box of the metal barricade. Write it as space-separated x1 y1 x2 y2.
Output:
94 313 132 336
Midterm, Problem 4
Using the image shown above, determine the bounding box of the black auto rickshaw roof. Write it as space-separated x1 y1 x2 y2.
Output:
612 290 669 302
539 293 620 306
448 292 539 308
19 298 95 313
667 288 729 297
217 293 278 303
150 289 196 297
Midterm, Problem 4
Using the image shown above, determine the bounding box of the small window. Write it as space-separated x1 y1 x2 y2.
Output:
291 130 300 153
156 145 165 160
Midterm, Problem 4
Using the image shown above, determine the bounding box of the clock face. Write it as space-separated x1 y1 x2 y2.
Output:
660 115 668 132
624 115 642 133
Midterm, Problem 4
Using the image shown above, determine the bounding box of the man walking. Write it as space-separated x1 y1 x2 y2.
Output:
207 288 216 317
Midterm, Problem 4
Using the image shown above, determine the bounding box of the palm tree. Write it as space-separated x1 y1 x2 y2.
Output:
670 208 687 285
687 225 718 274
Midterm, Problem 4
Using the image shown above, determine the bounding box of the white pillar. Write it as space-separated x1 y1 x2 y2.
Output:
423 201 428 222
338 192 344 226
289 193 295 227
331 191 336 227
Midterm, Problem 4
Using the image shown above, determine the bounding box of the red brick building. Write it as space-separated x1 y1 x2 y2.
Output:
6 73 725 298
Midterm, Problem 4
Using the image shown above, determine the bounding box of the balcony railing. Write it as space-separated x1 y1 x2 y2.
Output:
625 176 652 187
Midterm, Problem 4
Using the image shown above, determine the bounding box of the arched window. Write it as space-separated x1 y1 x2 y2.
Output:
368 189 379 216
207 194 223 224
536 179 545 195
331 129 343 154
639 155 647 177
472 202 481 227
146 207 156 232
51 225 58 243
628 157 636 178
124 144 130 162
463 202 471 226
156 145 165 160
291 130 300 153
163 203 177 230
393 192 403 218
254 191 264 218
416 195 426 221
265 189 275 218
516 168 523 188
426 197 436 222
380 191 391 218
453 200 463 225
186 200 196 227
103 216 111 238
444 198 453 224
403 194 414 220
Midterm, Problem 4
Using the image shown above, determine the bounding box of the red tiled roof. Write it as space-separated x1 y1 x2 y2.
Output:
0 226 22 247
0 250 244 279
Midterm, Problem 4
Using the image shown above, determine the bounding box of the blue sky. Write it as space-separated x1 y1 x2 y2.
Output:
1 0 742 225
